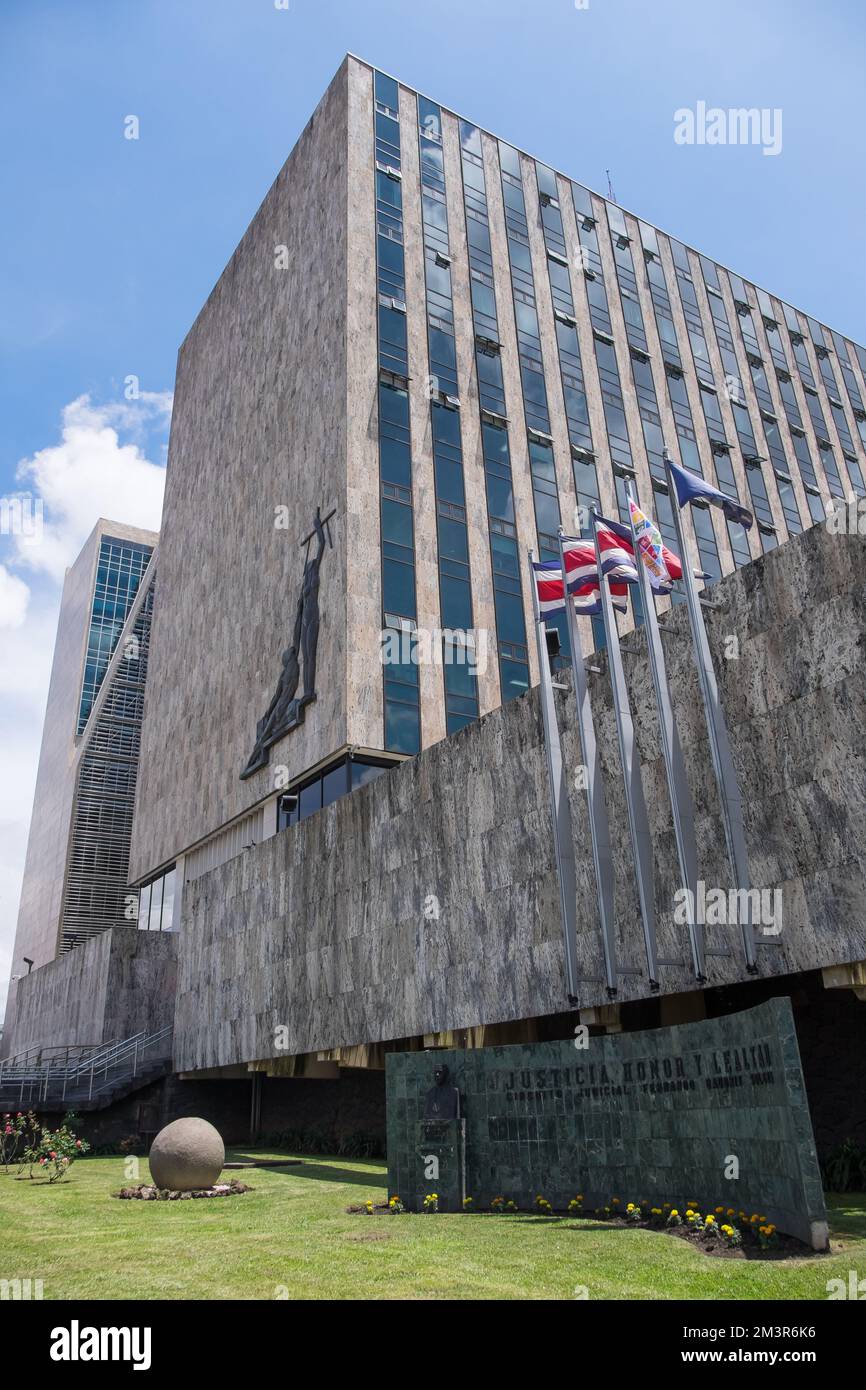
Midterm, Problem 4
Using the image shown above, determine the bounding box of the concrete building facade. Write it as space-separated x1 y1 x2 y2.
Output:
128 54 866 906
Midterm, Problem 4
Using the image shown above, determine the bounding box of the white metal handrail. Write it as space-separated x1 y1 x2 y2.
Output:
0 1041 106 1082
0 1026 173 1105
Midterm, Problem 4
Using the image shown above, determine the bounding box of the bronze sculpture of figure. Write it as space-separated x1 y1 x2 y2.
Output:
240 505 333 779
298 507 326 709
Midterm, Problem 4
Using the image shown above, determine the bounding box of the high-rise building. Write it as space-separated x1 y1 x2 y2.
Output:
128 55 866 899
8 520 158 983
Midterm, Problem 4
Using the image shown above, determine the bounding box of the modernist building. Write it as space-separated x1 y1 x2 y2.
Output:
3 520 158 1049
5 59 866 1152
128 54 866 904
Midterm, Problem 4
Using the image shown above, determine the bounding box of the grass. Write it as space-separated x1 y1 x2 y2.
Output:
2 1149 865 1300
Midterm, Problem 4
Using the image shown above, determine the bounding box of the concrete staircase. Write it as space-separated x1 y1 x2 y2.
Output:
0 1027 173 1112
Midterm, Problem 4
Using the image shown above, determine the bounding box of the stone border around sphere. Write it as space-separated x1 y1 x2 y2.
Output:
115 1180 251 1200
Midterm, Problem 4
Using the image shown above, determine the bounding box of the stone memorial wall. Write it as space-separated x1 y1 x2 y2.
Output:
386 998 828 1247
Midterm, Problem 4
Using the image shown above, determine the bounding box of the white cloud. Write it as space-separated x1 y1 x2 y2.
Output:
12 392 171 582
0 564 30 628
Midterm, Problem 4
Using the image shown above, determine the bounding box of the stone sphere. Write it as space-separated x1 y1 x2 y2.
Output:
148 1117 225 1192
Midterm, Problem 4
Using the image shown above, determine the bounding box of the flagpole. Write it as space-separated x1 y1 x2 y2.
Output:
590 512 659 989
557 529 618 996
625 486 706 982
528 549 581 1002
663 451 758 972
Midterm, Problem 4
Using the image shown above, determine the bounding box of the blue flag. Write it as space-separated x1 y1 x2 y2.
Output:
667 456 753 529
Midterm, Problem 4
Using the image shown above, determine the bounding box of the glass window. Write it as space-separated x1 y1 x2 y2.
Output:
498 143 521 178
375 110 399 149
437 517 469 564
148 875 163 932
376 170 402 208
378 304 407 354
443 650 477 699
439 574 473 630
432 403 461 448
379 434 411 489
533 487 561 537
418 96 441 140
381 497 414 549
322 763 349 807
500 656 530 701
138 882 150 932
485 471 514 523
374 71 399 112
420 141 444 186
522 366 548 409
434 455 465 507
472 281 497 328
299 779 322 821
351 760 389 790
483 422 510 463
160 869 176 932
379 382 409 425
385 700 420 754
376 235 404 281
571 182 594 219
382 555 416 620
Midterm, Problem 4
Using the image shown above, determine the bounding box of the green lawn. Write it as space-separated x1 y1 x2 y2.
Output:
2 1151 864 1300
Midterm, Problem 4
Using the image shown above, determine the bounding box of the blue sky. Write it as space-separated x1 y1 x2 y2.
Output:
0 0 864 1003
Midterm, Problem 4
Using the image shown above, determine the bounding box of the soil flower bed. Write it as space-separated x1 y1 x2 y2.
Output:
349 1194 823 1260
575 1209 818 1261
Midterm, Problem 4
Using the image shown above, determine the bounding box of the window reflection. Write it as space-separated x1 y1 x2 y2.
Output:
277 755 393 831
161 869 175 932
148 875 163 932
137 864 176 931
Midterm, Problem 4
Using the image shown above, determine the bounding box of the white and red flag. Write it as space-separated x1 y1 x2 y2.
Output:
532 537 629 617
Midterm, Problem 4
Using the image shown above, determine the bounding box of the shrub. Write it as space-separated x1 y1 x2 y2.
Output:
16 1114 89 1183
1 1112 30 1171
822 1138 866 1193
